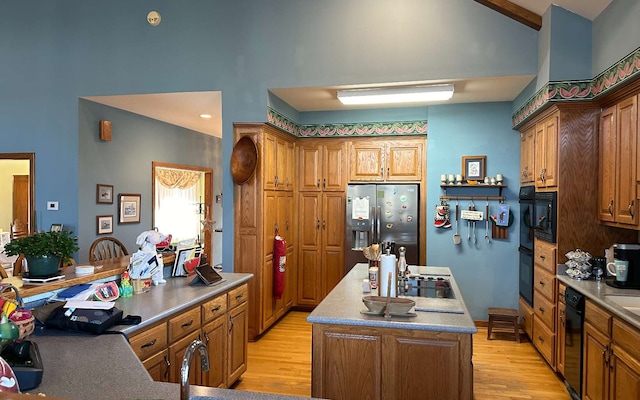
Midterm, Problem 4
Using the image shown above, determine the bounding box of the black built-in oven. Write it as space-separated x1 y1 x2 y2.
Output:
519 186 535 306
534 191 557 243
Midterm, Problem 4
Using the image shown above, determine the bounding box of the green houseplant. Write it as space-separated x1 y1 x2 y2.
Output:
4 230 79 277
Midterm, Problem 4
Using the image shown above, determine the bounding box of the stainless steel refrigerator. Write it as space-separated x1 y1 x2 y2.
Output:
345 183 420 273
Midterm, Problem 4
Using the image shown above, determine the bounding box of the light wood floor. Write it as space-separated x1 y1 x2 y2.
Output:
232 311 571 399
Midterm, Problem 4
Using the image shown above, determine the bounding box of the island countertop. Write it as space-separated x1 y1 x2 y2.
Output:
307 263 477 334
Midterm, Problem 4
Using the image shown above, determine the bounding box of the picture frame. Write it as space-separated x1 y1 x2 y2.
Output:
118 193 141 224
96 184 114 204
96 215 113 235
462 155 486 181
50 223 63 233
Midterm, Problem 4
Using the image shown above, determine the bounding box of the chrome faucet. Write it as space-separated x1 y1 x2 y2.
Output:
180 339 210 400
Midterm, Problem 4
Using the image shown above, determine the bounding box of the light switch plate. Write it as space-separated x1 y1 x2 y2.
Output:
47 201 59 210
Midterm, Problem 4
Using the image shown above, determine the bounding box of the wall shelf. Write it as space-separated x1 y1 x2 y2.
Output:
439 184 507 202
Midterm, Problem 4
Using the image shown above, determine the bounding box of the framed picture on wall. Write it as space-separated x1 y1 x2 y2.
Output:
97 215 113 235
462 155 486 181
50 223 63 232
96 184 114 204
118 193 141 224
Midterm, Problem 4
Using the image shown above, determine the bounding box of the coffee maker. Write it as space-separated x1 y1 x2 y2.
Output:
609 243 640 289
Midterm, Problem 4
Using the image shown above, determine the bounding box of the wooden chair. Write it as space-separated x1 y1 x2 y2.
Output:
89 237 129 264
10 219 27 240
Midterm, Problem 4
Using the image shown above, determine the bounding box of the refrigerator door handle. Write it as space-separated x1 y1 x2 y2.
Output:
370 206 376 245
376 205 381 243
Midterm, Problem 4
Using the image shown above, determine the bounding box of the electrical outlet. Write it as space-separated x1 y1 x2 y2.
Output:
47 201 59 211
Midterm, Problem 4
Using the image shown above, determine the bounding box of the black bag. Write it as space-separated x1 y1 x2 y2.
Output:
44 305 125 334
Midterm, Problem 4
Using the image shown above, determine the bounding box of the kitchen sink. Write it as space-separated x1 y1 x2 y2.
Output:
604 294 640 316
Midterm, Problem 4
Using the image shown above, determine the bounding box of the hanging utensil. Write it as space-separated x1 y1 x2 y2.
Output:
453 201 461 245
485 201 490 244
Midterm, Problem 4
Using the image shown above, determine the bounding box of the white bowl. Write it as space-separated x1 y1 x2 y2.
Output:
75 265 95 276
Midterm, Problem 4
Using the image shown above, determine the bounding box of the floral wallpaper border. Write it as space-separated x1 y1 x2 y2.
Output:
267 108 427 137
513 46 640 127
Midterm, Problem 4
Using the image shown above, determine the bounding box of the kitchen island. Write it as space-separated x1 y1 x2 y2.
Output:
307 263 476 400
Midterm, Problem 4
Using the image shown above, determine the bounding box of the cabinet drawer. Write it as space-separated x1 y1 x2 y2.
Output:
533 316 556 367
519 297 533 339
228 284 248 309
612 317 640 361
533 290 556 331
168 306 201 343
129 323 168 361
534 266 555 301
534 240 556 273
202 295 227 324
585 300 611 336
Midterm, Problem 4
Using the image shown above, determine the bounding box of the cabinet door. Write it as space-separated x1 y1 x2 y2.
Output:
169 330 202 384
556 301 566 377
297 192 322 305
299 144 321 191
583 321 610 400
202 316 227 388
323 143 347 191
263 133 278 190
520 127 535 184
322 192 345 297
542 115 558 187
283 139 295 191
143 350 170 382
610 345 640 400
386 142 423 181
228 302 248 385
614 96 638 225
519 297 533 339
599 105 617 222
350 143 384 181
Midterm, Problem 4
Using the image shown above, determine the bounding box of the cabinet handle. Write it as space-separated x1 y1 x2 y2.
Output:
539 255 545 261
629 200 635 218
538 307 545 313
317 220 320 229
538 336 545 343
322 220 326 230
204 331 210 344
229 314 233 333
380 167 384 177
235 293 244 300
323 178 326 188
608 200 614 216
141 339 157 349
317 179 320 188
539 280 545 286
286 220 289 231
164 355 171 380
181 320 194 328
211 305 221 313
603 346 609 365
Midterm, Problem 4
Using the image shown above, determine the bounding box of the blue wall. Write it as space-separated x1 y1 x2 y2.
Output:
593 0 640 75
427 102 520 319
548 7 591 82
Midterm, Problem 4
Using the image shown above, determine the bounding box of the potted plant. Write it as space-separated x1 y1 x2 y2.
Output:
4 230 79 277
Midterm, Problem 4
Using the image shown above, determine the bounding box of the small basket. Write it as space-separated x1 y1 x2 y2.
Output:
131 277 151 294
0 283 35 340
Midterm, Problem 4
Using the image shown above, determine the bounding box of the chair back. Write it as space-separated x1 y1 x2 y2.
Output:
89 237 129 263
10 219 27 240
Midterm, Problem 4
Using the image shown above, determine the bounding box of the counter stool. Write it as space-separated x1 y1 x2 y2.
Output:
487 307 520 343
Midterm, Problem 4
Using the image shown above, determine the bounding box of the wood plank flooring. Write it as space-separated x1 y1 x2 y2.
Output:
232 311 570 399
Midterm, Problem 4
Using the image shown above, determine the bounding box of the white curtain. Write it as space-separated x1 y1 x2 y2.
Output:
155 177 201 242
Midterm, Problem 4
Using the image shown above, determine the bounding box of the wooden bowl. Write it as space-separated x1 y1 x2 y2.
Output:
362 295 415 315
231 136 258 184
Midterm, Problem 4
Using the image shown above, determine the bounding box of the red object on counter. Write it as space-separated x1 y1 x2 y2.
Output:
273 235 286 299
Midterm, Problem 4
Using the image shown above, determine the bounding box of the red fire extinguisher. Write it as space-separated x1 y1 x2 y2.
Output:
273 229 286 299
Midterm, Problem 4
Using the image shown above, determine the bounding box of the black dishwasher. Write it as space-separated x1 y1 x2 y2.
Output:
564 287 585 400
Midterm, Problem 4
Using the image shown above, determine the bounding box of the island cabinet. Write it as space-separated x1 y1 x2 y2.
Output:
311 324 472 400
520 126 535 185
349 138 424 182
128 283 248 389
598 95 638 227
234 123 297 340
583 299 640 400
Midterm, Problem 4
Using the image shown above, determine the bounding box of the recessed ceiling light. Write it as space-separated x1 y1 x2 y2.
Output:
200 114 212 119
337 84 454 105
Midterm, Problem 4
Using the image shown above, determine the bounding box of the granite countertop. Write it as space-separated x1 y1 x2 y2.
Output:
557 272 640 330
307 263 477 334
23 273 313 400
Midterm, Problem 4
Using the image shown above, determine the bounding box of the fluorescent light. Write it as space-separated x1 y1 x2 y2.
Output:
337 84 454 105
199 114 212 119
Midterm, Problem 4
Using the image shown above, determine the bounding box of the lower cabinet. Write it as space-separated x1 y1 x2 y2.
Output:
518 296 533 339
583 299 640 400
311 323 473 400
128 283 249 388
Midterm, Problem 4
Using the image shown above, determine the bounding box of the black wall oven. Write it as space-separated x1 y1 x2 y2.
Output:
519 186 535 306
534 191 557 243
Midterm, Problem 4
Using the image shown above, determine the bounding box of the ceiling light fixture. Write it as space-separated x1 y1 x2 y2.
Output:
199 114 212 119
337 84 454 105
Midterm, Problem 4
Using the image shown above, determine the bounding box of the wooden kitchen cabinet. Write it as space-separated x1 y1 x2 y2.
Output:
298 140 347 191
142 349 170 382
312 323 472 400
227 300 248 384
598 95 638 227
531 239 557 368
520 126 535 184
297 191 345 306
349 138 424 182
201 311 227 388
169 330 202 384
534 112 558 188
264 129 295 191
519 296 533 339
556 298 566 376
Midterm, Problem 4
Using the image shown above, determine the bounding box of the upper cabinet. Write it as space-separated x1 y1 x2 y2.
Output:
298 141 347 192
263 127 295 191
598 95 638 227
534 112 558 189
349 138 424 182
520 127 535 185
